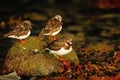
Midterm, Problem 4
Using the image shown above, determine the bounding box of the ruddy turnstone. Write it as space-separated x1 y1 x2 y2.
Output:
41 15 62 40
46 37 72 67
3 20 32 43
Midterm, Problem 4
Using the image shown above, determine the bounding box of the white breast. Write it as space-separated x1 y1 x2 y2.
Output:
51 26 62 36
49 47 72 56
8 31 31 39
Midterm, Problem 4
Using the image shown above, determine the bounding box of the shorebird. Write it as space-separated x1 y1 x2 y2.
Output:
3 20 32 43
41 15 62 40
46 37 72 67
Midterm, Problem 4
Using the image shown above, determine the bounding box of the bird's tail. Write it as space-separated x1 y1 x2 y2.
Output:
0 33 8 38
2 34 8 38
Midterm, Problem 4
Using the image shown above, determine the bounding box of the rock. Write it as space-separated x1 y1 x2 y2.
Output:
62 50 79 64
0 72 21 80
0 36 61 76
0 36 79 77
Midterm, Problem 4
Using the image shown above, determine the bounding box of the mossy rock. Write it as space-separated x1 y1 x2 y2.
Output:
62 50 79 64
0 36 79 76
8 36 45 54
0 36 61 76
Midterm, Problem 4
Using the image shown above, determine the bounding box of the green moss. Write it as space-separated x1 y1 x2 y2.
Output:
63 50 79 64
8 36 46 56
2 35 80 76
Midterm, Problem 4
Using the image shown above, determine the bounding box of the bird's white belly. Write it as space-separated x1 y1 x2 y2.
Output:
8 31 31 39
50 47 72 56
51 26 62 36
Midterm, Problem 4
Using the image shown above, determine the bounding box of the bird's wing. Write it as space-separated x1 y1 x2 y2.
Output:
41 19 62 34
3 24 25 37
48 41 65 51
51 20 62 33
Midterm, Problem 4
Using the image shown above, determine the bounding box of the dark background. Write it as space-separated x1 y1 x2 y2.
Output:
0 0 120 15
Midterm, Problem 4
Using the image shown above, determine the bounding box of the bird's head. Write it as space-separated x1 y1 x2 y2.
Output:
23 20 33 29
53 15 62 22
65 37 72 45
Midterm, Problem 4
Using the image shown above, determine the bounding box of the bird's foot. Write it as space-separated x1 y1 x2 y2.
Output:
58 56 71 72
59 60 71 73
20 39 26 44
53 36 56 40
49 35 56 41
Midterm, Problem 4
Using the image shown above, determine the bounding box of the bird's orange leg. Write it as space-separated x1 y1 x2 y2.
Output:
58 56 70 67
58 56 65 61
19 39 25 44
58 56 71 73
48 35 52 40
49 35 56 41
53 36 56 40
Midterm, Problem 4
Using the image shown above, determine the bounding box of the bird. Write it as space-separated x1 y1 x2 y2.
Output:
40 15 63 40
46 37 72 67
3 20 32 43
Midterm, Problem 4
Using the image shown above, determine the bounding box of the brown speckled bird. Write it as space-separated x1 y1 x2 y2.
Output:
3 20 32 43
46 37 72 67
41 15 62 40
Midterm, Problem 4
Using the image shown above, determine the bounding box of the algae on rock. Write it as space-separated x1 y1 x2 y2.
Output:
0 36 79 76
0 36 61 76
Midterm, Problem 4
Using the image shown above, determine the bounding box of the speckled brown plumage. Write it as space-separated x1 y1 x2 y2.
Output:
3 20 32 38
47 37 72 51
41 15 62 36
